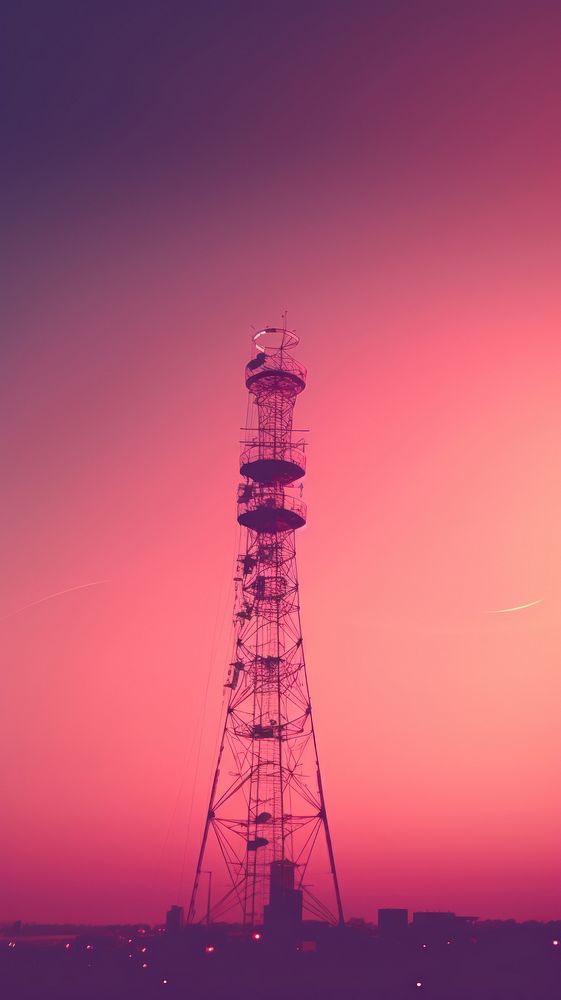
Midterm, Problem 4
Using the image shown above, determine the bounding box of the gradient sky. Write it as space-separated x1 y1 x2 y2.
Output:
2 0 561 924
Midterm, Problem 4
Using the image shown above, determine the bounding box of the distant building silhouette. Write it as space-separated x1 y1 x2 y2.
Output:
412 911 477 940
264 860 303 931
378 909 408 935
166 905 184 934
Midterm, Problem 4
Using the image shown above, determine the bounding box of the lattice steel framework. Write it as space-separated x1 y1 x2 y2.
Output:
188 327 343 927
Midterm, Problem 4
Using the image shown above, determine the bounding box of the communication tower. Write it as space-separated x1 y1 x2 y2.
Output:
189 326 343 928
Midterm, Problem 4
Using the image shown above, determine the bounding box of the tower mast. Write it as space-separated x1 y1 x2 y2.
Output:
189 327 343 927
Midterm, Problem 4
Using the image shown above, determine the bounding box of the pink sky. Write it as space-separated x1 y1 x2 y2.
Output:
2 1 561 923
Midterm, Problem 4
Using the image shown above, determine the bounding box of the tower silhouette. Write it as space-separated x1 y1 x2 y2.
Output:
189 327 343 928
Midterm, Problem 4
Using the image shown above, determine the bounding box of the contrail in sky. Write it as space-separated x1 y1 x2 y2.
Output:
0 580 109 622
488 598 543 614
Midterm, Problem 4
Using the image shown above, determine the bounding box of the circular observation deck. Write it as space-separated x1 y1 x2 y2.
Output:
245 330 306 398
237 487 306 533
240 444 306 485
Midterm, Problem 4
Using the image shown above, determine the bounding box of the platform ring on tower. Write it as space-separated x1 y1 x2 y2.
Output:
253 327 300 350
245 367 306 396
237 492 307 532
240 445 306 485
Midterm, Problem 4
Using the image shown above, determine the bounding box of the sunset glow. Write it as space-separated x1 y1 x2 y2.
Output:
2 1 561 926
